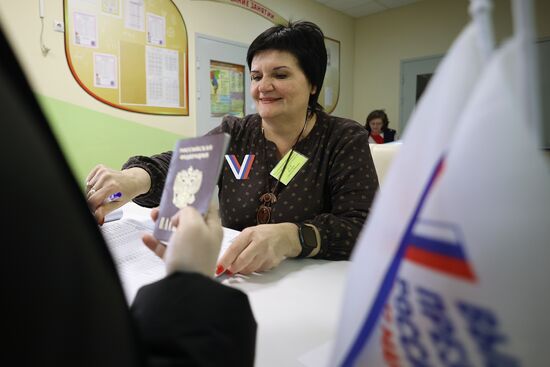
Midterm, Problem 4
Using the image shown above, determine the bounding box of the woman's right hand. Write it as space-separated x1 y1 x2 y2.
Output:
85 165 151 224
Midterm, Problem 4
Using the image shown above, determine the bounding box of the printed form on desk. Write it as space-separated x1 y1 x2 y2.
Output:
100 218 240 304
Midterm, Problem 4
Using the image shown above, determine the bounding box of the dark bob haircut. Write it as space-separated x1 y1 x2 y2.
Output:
366 109 390 131
246 20 327 117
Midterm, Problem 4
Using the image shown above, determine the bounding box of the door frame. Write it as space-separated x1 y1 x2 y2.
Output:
399 54 443 133
195 33 253 136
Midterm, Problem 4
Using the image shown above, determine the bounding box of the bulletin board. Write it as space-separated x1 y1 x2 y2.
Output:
64 0 189 115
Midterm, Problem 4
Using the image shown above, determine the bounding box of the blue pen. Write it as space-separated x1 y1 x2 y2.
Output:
106 191 122 202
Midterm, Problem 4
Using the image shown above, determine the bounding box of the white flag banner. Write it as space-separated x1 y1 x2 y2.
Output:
332 33 550 366
410 36 550 365
330 23 485 367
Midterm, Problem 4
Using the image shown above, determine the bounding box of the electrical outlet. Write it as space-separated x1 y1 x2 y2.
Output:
53 20 64 32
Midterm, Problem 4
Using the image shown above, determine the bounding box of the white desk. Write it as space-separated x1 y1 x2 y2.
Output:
104 203 350 367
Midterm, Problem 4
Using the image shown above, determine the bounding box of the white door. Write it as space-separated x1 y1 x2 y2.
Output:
195 34 255 136
399 55 443 132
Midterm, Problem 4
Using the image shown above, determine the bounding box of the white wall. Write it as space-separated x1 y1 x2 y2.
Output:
352 0 550 133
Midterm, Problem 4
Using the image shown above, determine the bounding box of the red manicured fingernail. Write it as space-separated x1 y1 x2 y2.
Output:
216 265 224 276
225 270 233 276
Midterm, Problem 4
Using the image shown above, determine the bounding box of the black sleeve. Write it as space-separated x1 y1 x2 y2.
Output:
122 151 173 207
309 130 379 260
131 272 256 367
385 129 396 142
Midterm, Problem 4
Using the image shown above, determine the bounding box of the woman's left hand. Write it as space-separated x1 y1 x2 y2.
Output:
217 223 301 275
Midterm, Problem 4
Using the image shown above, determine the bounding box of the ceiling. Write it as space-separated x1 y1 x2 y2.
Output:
313 0 425 18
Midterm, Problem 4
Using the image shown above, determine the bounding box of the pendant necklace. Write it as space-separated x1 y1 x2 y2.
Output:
256 115 309 225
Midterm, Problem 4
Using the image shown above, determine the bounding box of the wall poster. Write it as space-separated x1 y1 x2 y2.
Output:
210 60 245 118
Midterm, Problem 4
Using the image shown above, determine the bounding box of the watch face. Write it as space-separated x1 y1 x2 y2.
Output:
301 225 317 248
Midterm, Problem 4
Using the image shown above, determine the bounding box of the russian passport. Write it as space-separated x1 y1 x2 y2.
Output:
153 133 230 243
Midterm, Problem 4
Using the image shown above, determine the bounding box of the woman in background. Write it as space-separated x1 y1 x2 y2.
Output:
366 109 396 144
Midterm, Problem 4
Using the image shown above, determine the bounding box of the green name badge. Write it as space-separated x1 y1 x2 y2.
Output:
270 150 308 185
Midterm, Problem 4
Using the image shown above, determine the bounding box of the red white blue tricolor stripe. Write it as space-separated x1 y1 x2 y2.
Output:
404 219 476 282
225 154 255 180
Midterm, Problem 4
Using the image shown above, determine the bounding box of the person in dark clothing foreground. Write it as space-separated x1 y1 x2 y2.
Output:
0 26 256 367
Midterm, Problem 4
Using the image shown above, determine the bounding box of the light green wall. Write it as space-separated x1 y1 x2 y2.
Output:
38 95 182 183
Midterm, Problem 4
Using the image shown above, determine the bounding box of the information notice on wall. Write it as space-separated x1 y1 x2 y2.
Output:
209 60 245 118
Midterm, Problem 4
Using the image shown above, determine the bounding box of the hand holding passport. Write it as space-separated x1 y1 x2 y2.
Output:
153 133 230 243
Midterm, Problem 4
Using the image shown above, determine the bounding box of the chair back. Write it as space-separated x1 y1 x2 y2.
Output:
370 142 402 186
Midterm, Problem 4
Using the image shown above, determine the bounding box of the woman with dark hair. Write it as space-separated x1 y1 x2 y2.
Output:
86 21 378 275
366 109 396 144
